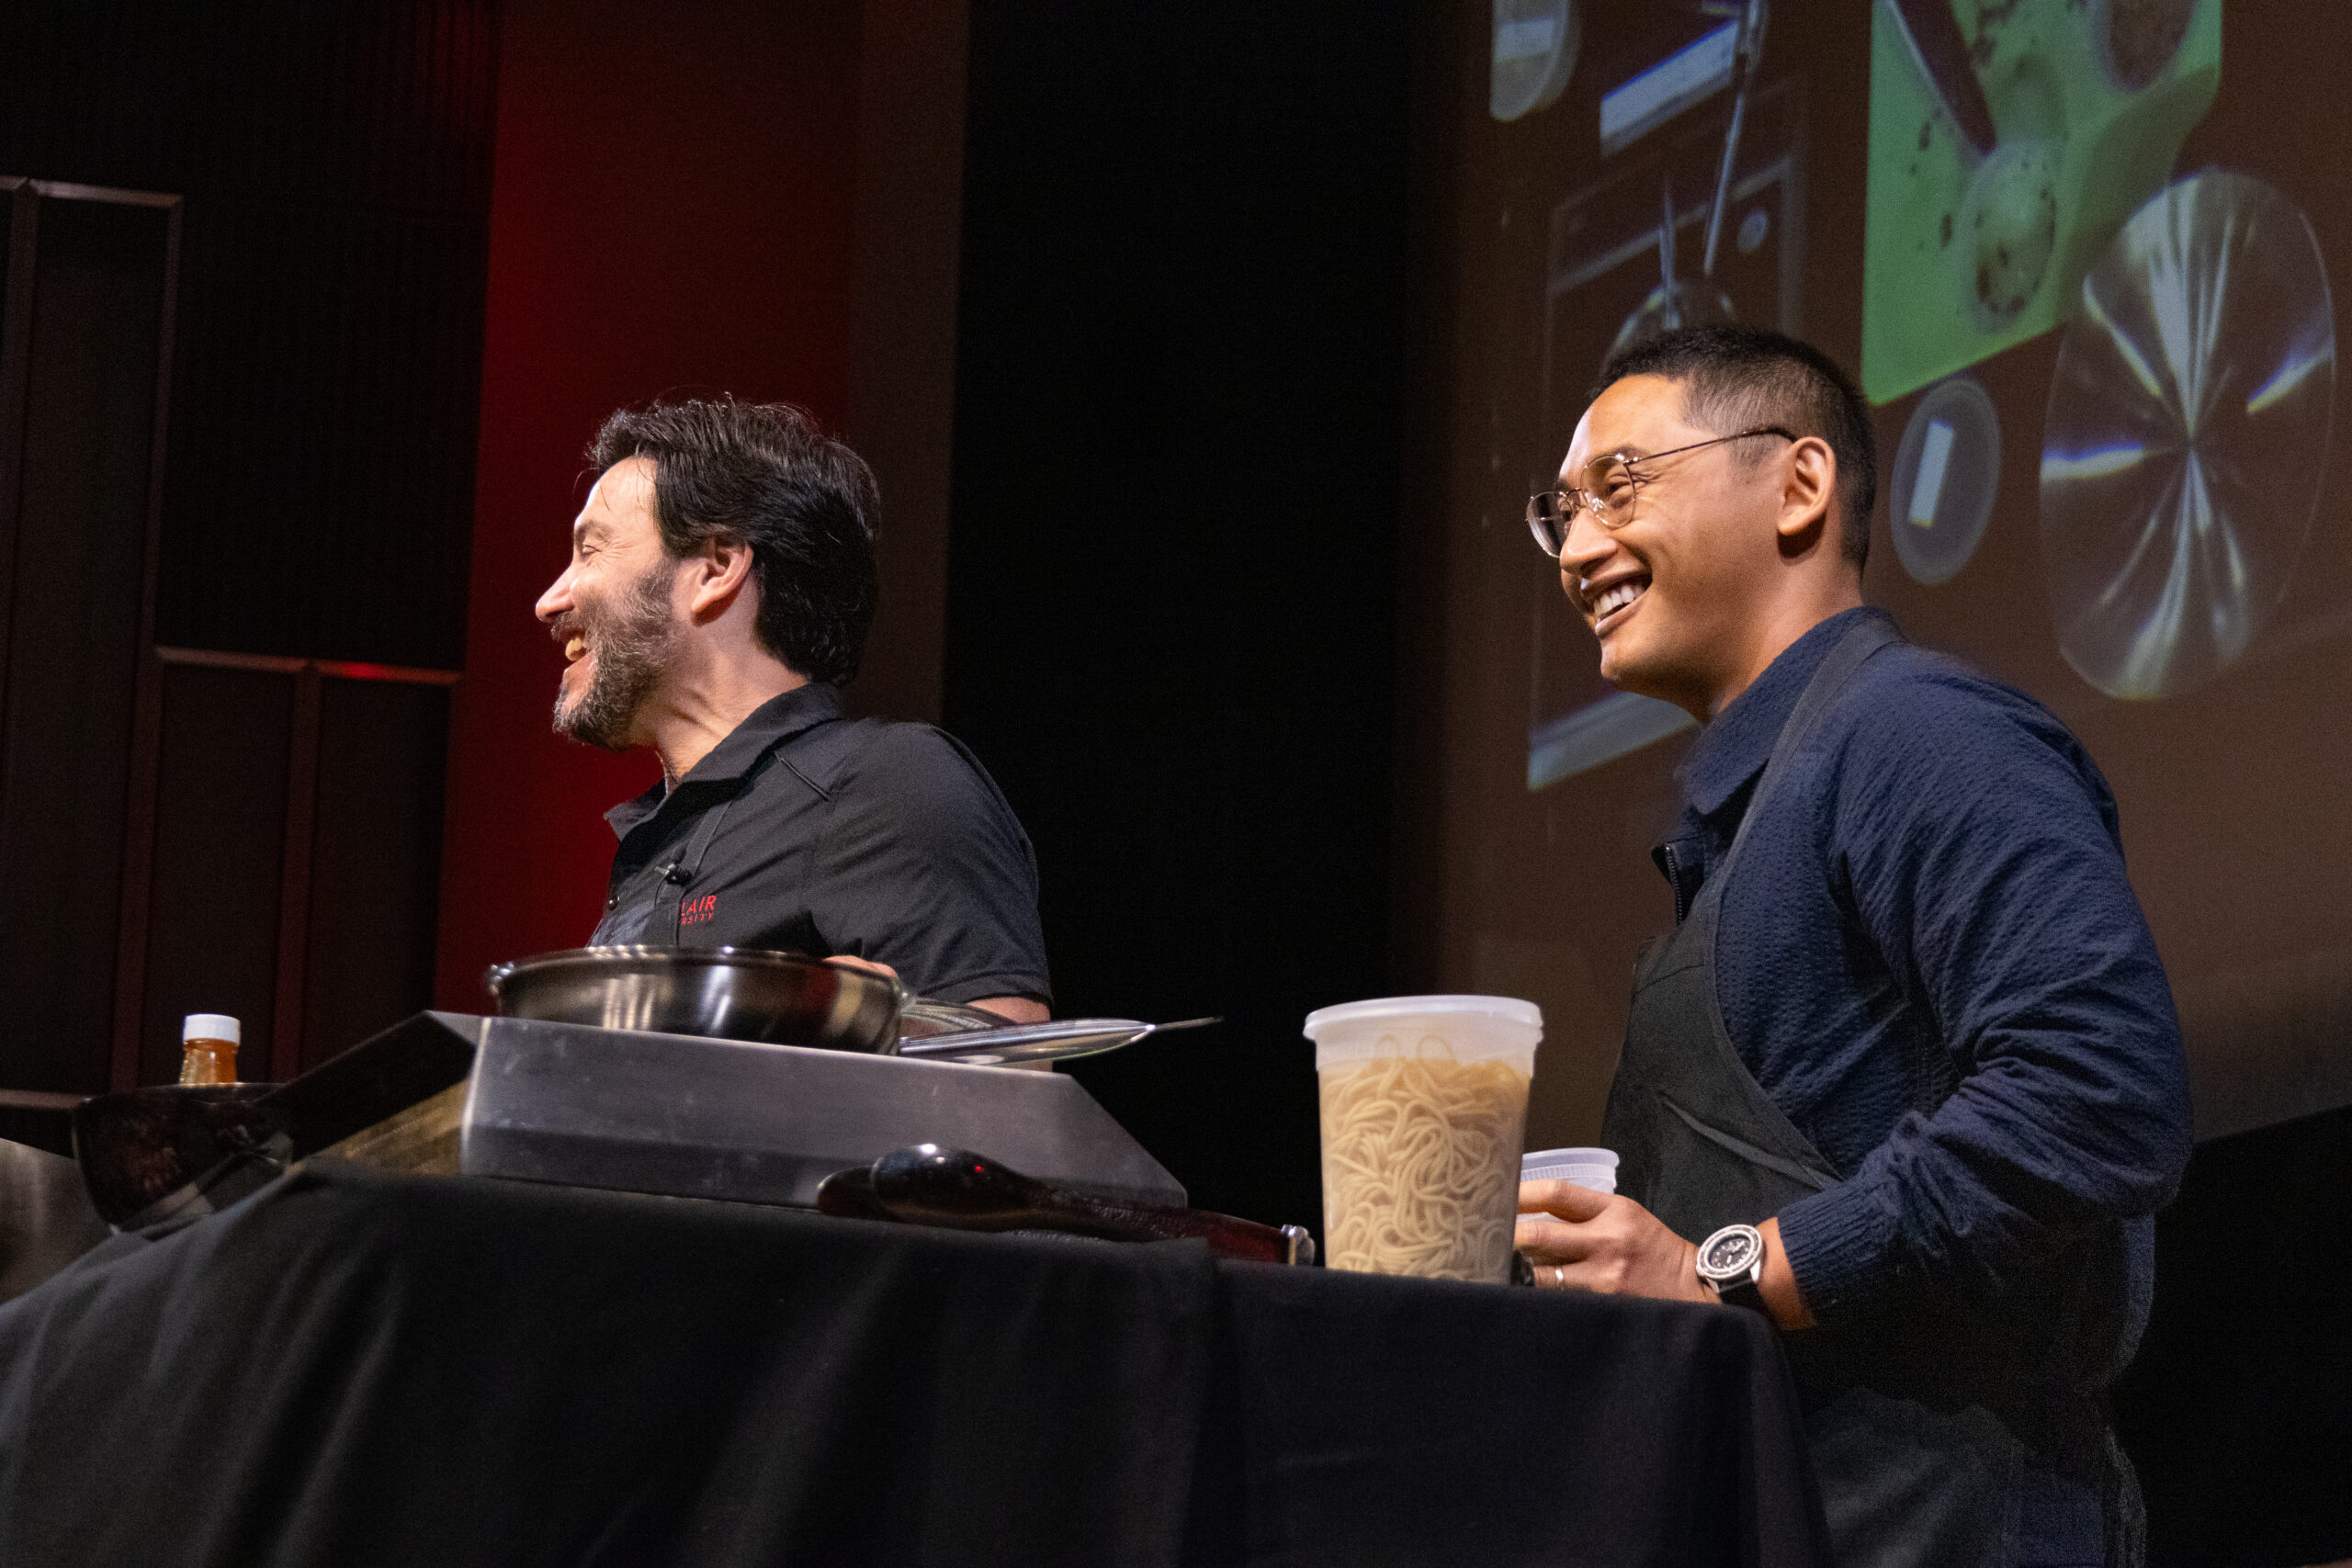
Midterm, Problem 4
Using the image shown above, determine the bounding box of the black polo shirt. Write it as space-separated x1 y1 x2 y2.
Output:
596 683 1051 1006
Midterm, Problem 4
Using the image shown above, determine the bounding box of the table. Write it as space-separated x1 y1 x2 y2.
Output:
0 1163 1827 1566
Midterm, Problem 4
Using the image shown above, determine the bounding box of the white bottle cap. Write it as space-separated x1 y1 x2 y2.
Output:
183 1013 241 1043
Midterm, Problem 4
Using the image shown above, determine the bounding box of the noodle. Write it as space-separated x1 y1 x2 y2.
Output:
1317 1042 1530 1282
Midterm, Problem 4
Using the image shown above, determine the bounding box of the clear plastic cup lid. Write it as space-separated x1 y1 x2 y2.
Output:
1304 995 1543 1036
1521 1146 1617 1174
1305 995 1543 1068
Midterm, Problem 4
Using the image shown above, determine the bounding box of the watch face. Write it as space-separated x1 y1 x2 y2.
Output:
1699 1225 1763 1280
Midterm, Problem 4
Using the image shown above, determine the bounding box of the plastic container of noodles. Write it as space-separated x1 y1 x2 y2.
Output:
1305 996 1541 1284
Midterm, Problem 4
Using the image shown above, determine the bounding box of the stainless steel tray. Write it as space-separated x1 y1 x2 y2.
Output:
447 1013 1185 1209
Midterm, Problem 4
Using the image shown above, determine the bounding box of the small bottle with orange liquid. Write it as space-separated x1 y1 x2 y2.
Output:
177 1014 241 1086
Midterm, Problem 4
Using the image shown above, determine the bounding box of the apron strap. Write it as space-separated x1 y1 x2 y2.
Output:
1718 615 1904 874
1658 1092 1837 1191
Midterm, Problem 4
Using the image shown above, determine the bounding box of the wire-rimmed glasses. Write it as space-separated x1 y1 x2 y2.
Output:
1526 425 1799 558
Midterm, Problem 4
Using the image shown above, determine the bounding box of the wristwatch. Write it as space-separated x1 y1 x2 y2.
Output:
1695 1223 1768 1313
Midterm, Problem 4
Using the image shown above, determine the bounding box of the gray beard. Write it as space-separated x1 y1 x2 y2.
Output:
553 563 678 751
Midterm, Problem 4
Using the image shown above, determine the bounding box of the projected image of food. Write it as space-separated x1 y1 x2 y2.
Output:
1961 138 2061 329
2098 0 2194 91
1861 0 2221 401
1490 0 1580 123
1890 374 2002 586
1605 4 1767 359
1318 1053 1531 1282
2041 172 2337 700
1610 180 1736 361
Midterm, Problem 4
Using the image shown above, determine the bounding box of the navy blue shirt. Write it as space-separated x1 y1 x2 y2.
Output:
1657 608 2191 1325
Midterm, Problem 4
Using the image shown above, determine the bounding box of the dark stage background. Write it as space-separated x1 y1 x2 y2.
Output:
0 0 493 1092
944 2 1411 1235
0 1 496 673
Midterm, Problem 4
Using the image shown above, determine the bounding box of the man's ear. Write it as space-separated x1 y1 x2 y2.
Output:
686 536 754 620
1775 437 1838 550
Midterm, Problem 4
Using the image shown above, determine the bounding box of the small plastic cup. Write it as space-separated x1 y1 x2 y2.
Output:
1521 1146 1619 1194
1305 996 1542 1284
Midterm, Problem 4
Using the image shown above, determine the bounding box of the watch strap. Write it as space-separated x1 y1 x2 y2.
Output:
1709 1272 1767 1313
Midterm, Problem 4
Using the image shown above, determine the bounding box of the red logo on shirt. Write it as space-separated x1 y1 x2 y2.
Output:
680 893 718 928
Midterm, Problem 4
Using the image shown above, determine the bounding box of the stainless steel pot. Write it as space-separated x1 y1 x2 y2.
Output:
485 946 914 1052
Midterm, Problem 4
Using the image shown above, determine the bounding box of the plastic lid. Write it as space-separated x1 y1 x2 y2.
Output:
1521 1146 1618 1172
1303 995 1543 1037
183 1013 241 1043
1305 995 1542 1069
1523 1147 1618 1194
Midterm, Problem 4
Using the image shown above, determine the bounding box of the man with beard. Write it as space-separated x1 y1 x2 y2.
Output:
1510 327 2189 1562
536 399 1049 1022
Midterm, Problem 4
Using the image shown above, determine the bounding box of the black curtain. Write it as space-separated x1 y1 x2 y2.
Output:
0 0 498 670
946 2 1413 1232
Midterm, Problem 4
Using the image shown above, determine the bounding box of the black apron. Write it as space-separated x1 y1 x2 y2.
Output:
1600 616 2141 1568
588 729 807 948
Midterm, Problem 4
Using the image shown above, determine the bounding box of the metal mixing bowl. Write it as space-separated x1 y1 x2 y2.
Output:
484 946 908 1052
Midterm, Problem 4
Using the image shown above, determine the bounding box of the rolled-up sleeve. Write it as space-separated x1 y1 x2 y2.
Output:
1775 679 2192 1325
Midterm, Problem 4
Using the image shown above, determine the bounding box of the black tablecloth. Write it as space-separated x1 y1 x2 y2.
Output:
0 1164 1826 1566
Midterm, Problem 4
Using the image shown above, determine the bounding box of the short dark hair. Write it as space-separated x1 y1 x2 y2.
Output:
1594 325 1876 570
590 399 880 685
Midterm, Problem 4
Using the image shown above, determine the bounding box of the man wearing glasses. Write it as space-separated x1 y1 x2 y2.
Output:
1512 325 2189 1564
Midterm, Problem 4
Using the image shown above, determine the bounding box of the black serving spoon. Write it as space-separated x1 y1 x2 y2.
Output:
817 1144 1314 1265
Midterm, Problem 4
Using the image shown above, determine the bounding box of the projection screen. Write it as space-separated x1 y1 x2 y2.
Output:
1419 0 2352 1150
